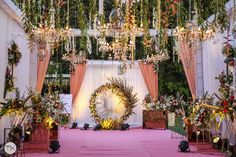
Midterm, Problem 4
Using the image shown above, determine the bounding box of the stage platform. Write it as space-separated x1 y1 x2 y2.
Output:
26 128 223 157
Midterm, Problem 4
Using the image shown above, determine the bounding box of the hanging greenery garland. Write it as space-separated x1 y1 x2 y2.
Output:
195 0 229 33
76 0 88 52
89 0 98 28
89 78 138 130
8 40 22 66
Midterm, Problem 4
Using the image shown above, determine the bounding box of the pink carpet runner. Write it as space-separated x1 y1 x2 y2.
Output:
26 128 223 157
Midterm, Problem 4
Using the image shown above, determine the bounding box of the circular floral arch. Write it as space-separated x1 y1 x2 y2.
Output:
89 78 138 129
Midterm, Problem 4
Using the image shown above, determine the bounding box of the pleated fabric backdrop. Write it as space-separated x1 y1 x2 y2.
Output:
72 60 149 127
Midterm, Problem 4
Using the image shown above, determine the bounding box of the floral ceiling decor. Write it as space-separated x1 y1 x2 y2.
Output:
89 78 138 130
10 0 231 78
62 35 87 74
174 22 214 45
95 0 145 70
31 0 71 48
174 0 214 46
141 48 170 72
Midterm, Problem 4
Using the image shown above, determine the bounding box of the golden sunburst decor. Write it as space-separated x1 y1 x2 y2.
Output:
89 78 138 130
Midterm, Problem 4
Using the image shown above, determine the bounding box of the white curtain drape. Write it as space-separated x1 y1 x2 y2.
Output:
72 60 148 127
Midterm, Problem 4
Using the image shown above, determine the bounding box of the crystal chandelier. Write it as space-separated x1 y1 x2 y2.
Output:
32 0 71 48
96 0 144 38
173 0 214 45
62 34 86 73
174 21 214 45
96 0 144 64
142 49 169 64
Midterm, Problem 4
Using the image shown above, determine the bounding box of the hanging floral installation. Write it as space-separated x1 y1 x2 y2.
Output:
10 0 231 59
89 78 138 130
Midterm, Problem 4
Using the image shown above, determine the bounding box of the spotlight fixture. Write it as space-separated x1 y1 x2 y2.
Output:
178 140 190 152
70 122 78 129
120 123 129 130
49 140 60 153
94 124 102 131
80 123 89 130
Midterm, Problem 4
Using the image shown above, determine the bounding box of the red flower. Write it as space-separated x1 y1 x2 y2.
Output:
223 101 228 106
223 108 228 113
230 95 235 100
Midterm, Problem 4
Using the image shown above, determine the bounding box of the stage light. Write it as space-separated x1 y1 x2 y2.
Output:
80 123 89 130
25 131 31 135
213 136 220 143
94 124 102 131
178 140 190 152
70 122 78 129
49 140 60 153
84 123 89 130
120 123 129 130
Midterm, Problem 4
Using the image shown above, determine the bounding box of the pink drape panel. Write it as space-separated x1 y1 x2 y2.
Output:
36 49 50 93
138 62 158 101
179 41 196 98
70 64 87 104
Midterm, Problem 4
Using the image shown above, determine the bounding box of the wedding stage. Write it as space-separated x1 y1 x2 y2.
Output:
71 60 150 127
26 128 223 157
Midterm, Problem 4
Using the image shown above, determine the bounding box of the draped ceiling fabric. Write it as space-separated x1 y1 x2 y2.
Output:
36 49 50 93
70 64 87 104
179 41 196 98
72 60 148 127
138 62 158 101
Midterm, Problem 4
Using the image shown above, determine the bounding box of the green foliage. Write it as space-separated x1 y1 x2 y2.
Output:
104 0 116 23
196 0 229 32
11 0 225 98
76 1 88 52
142 0 149 30
158 37 190 100
89 0 98 28
158 60 190 100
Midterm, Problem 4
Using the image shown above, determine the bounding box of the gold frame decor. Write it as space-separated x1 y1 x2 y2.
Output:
89 78 138 130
